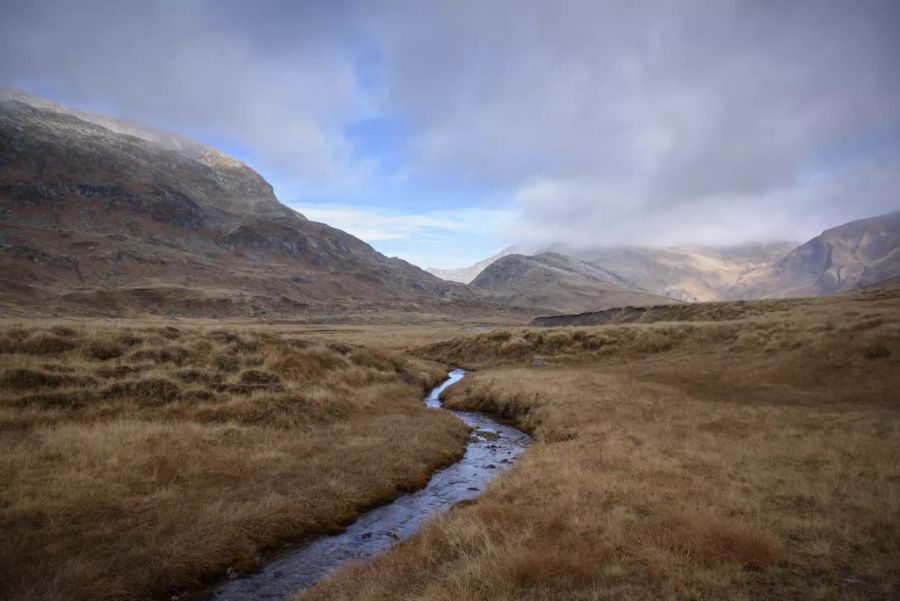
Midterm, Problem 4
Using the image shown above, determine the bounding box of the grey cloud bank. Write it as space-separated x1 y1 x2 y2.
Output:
0 0 359 180
369 0 900 246
2 0 899 248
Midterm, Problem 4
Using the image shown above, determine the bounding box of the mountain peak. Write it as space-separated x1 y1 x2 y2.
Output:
0 91 473 317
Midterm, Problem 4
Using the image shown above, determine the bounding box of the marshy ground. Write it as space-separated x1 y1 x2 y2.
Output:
0 322 469 601
1 283 898 601
296 285 900 601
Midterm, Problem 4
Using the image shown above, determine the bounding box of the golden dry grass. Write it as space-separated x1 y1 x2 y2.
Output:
0 321 469 601
296 286 900 601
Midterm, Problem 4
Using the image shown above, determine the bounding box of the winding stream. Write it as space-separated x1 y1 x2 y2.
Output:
210 369 532 600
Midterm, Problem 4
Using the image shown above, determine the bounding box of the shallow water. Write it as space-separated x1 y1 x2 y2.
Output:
210 368 532 600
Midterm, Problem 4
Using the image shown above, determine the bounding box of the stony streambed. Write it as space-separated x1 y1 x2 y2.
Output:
210 368 533 600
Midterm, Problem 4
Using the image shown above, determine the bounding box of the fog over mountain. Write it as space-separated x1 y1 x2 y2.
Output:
2 0 899 262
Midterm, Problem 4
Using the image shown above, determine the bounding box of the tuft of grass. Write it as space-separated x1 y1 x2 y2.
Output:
0 368 93 390
640 512 784 567
85 339 126 360
102 377 182 404
238 369 282 386
19 334 78 355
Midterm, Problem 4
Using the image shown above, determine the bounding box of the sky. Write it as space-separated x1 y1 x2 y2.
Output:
2 0 899 269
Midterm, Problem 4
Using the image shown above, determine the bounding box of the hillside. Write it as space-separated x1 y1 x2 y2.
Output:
469 252 680 314
0 89 474 318
426 248 516 283
529 276 900 327
728 210 900 299
558 243 795 302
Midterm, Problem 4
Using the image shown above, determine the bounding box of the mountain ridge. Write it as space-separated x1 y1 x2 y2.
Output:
727 210 900 298
0 89 476 318
469 252 680 313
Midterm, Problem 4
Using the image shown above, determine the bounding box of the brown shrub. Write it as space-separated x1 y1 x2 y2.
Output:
85 340 126 360
209 351 239 372
190 340 214 354
5 327 31 340
0 368 93 390
499 338 533 356
129 345 190 365
328 342 353 355
488 329 512 342
643 513 784 567
207 329 240 344
95 365 144 379
239 370 282 386
11 391 89 409
860 341 891 360
117 334 143 347
175 369 219 385
502 546 598 587
19 334 77 355
283 338 311 350
156 326 182 340
271 348 347 380
854 317 884 330
543 331 573 351
632 329 675 354
50 325 78 337
102 378 181 404
349 348 398 372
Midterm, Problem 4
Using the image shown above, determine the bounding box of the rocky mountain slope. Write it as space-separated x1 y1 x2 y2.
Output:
557 243 795 302
469 252 680 313
0 88 473 317
727 210 900 299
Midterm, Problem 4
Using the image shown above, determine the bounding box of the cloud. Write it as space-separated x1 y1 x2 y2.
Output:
297 204 514 241
3 0 899 249
0 0 361 181
298 206 460 241
368 0 900 245
507 147 900 248
294 204 515 268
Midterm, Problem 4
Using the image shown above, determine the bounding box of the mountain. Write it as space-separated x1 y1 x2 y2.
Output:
0 88 473 317
557 243 796 302
727 210 900 299
469 252 680 313
426 247 517 283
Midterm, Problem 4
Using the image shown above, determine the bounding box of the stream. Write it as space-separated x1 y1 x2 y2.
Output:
210 368 533 600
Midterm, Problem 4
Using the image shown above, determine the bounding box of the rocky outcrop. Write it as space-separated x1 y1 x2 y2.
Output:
728 211 900 298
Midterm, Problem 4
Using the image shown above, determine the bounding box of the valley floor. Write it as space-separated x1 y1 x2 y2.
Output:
1 283 898 601
296 286 900 601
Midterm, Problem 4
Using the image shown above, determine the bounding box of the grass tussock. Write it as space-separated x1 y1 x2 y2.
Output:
298 288 900 601
0 321 468 601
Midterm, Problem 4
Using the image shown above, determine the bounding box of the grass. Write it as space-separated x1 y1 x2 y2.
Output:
0 321 469 601
295 285 900 601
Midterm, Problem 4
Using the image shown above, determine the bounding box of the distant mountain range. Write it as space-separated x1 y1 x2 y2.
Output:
2 89 898 319
429 214 900 306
